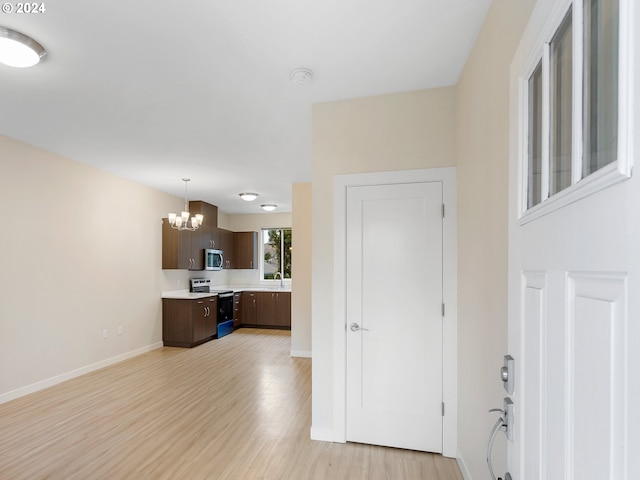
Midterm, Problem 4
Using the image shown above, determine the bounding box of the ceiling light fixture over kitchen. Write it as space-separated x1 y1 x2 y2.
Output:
239 192 259 202
167 179 203 231
0 26 47 68
289 68 313 85
261 204 277 212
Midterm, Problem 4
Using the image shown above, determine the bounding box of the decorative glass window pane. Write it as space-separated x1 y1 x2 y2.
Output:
527 61 543 209
549 8 573 195
582 0 619 177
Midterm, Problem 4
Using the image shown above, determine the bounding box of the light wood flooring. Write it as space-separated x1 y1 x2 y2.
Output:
0 329 463 479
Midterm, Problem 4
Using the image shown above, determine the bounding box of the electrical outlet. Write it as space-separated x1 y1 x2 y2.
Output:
117 325 123 336
102 328 108 339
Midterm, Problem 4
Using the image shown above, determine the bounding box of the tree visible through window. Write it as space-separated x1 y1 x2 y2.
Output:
262 228 292 280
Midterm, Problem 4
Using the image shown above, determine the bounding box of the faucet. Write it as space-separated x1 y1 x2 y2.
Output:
273 271 284 288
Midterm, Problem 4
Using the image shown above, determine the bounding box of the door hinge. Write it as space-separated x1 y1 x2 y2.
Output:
442 303 445 317
442 402 445 416
442 204 445 218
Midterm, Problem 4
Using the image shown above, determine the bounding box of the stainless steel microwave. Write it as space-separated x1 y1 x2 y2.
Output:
204 249 224 271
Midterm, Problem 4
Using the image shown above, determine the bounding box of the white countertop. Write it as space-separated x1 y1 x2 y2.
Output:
161 285 291 299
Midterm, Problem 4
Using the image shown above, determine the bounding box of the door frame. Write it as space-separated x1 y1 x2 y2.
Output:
332 167 458 457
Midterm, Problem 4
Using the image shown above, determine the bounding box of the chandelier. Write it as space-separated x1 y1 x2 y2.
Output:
167 179 203 231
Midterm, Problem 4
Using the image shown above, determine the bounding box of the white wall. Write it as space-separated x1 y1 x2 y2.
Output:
0 135 191 402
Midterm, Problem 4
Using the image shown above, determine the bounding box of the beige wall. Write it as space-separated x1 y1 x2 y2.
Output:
456 0 534 477
0 135 191 401
291 183 312 357
311 88 457 436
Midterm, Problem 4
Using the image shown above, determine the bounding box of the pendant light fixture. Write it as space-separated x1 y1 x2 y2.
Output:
167 179 203 231
0 26 47 68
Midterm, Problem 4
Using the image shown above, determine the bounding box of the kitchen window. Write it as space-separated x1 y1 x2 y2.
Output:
520 0 629 220
262 228 292 281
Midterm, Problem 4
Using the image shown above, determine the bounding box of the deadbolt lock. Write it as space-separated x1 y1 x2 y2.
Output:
502 355 515 395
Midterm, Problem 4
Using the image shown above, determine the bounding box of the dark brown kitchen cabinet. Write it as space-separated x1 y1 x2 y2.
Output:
275 291 291 327
162 296 217 347
253 291 291 329
218 228 236 269
201 225 219 250
241 292 257 326
233 292 242 328
234 231 258 269
240 290 291 329
188 201 218 228
162 219 205 270
256 292 276 326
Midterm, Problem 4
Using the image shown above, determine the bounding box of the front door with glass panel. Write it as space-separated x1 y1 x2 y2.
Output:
508 0 639 479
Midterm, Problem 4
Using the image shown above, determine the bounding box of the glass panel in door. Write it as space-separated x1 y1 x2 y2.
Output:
582 0 619 177
549 8 573 195
527 61 543 209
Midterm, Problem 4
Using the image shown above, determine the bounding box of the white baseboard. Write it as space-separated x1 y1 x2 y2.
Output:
0 342 164 405
456 448 472 480
290 350 312 358
310 425 339 443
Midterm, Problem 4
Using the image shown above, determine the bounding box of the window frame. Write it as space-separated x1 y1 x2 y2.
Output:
260 227 292 284
518 0 632 224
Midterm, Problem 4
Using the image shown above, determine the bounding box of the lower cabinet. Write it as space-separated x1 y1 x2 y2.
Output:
241 292 257 326
162 296 217 347
233 292 242 328
239 291 291 329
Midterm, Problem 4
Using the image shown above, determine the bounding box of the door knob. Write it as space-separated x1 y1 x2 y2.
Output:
350 322 369 332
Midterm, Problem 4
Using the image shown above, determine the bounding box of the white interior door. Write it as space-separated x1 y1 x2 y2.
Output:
508 1 638 478
345 182 443 452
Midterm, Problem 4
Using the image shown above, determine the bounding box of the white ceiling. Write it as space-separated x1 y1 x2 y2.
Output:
0 0 491 214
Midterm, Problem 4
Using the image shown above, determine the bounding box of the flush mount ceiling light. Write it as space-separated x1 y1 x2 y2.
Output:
0 26 46 68
261 204 277 212
167 179 203 231
289 68 312 85
239 192 259 202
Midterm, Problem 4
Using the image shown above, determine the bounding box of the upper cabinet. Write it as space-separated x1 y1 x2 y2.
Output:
234 231 258 269
188 201 218 228
162 201 259 271
162 219 205 270
162 201 216 270
218 228 236 269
